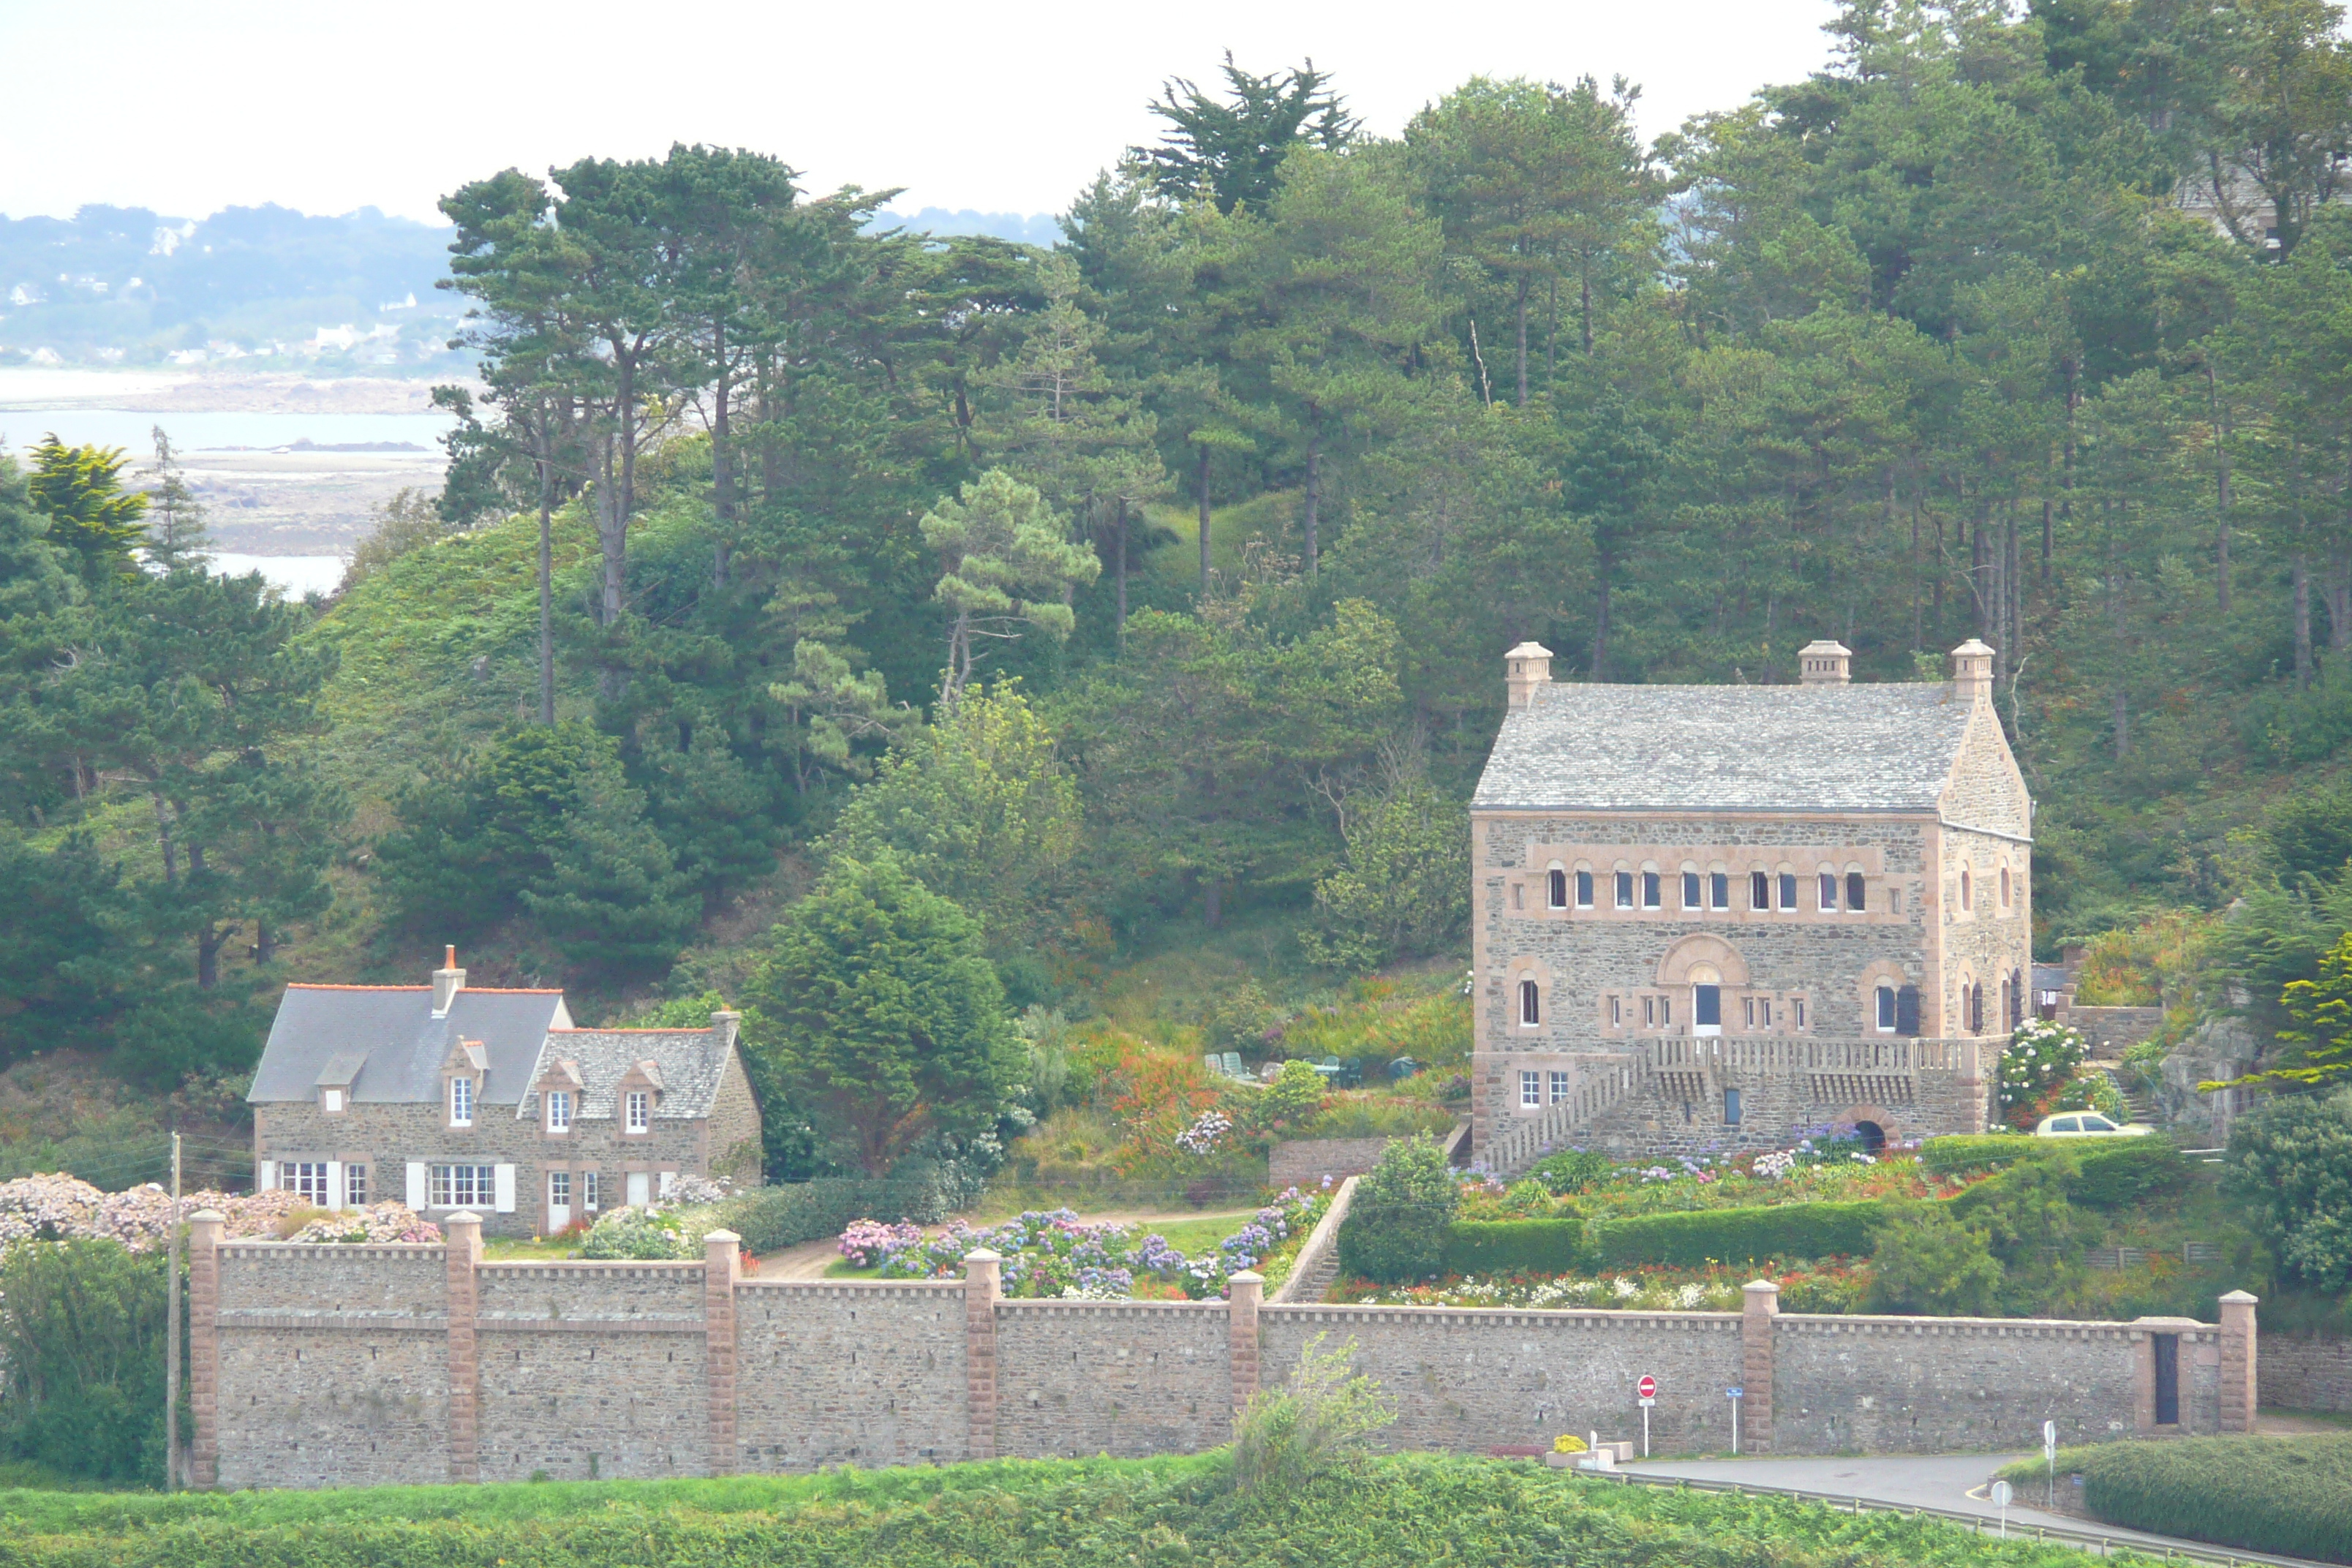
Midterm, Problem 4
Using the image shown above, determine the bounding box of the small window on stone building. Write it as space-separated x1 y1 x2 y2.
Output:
1608 995 1621 1025
1575 870 1593 908
320 1088 344 1115
550 1169 572 1211
1967 981 1986 1033
449 1076 475 1128
1548 1071 1571 1104
1819 872 1838 911
1723 1088 1742 1126
1743 996 1755 1028
2000 866 2012 908
1876 985 1897 1031
1750 870 1771 910
625 1089 652 1133
1661 996 1673 1026
1643 995 1655 1027
1896 984 1921 1036
1961 868 1973 911
1779 872 1798 911
1615 870 1635 909
1848 872 1866 912
1711 872 1730 910
1520 1071 1542 1108
1519 980 1541 1026
282 1161 329 1205
1683 871 1701 908
1793 998 1806 1028
1512 883 1525 911
583 1170 600 1212
1642 871 1661 908
1548 868 1567 908
346 1164 368 1206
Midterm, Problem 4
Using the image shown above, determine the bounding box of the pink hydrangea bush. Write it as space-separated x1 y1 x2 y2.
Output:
0 1173 440 1254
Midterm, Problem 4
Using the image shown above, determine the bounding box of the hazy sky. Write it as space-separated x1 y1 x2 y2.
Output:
1 0 1840 225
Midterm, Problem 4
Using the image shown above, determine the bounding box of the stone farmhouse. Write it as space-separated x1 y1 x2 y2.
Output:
248 949 762 1236
1471 638 2031 1174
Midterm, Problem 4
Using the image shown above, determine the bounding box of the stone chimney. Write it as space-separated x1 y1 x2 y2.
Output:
1504 641 1553 709
431 944 467 1017
1949 638 1995 704
710 1010 742 1050
1797 639 1851 685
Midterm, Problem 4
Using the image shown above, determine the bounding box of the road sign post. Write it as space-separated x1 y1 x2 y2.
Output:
1990 1478 2013 1539
2043 1420 2058 1508
1727 1386 1744 1455
1637 1375 1656 1458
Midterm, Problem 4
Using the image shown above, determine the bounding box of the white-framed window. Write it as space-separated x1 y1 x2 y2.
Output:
320 1088 344 1115
1793 998 1806 1028
1520 1071 1542 1108
583 1170 600 1211
1876 984 1897 1030
1575 869 1594 908
1548 1070 1571 1104
1711 871 1730 910
1750 870 1771 910
1819 872 1839 911
1614 870 1635 909
1548 867 1568 909
1683 870 1702 909
449 1076 475 1128
546 1089 573 1133
1642 871 1661 909
1607 995 1621 1025
281 1161 330 1204
428 1164 495 1208
625 1089 651 1134
1847 871 1867 912
1518 979 1541 1026
549 1169 572 1209
345 1164 369 1206
1779 871 1798 911
1643 995 1656 1027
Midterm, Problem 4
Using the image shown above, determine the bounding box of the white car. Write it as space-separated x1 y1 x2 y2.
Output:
2032 1112 2152 1137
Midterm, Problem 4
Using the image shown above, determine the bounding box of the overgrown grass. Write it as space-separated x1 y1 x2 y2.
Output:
0 1452 2181 1567
2001 1436 2352 1563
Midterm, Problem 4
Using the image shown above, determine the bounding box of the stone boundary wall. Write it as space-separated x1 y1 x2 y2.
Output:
2065 1006 2166 1057
186 1210 2261 1489
1272 1175 1357 1305
2258 1333 2352 1414
1269 1138 1392 1184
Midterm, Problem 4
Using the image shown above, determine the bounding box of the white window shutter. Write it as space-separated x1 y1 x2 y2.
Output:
405 1161 427 1210
627 1171 649 1208
258 1159 276 1193
493 1164 516 1214
658 1169 676 1199
326 1161 344 1211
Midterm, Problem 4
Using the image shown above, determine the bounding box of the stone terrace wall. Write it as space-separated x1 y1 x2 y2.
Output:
2259 1333 2352 1414
1264 1303 1744 1452
189 1215 2262 1490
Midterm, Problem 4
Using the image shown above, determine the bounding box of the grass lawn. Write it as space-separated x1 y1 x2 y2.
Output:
0 1452 2157 1567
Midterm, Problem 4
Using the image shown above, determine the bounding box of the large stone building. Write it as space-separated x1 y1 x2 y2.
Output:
1471 638 2029 1174
248 949 762 1236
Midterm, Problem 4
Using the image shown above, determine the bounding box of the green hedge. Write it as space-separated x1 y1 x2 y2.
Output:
1594 1200 1883 1269
2004 1436 2352 1564
1921 1134 2186 1210
1441 1218 1594 1275
719 1175 954 1256
1918 1134 2033 1174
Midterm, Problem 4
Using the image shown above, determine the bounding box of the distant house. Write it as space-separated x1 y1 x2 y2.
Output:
1470 638 2031 1175
248 949 761 1236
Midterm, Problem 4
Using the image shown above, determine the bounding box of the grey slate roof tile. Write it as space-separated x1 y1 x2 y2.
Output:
1473 681 1978 813
248 986 570 1107
530 1028 731 1120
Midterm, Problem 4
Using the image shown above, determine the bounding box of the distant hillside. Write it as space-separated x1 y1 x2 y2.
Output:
0 204 467 374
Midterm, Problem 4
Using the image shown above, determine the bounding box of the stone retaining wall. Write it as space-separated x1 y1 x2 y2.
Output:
186 1210 2261 1489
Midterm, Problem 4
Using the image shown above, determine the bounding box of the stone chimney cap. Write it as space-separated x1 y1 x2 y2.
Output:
1505 642 1555 710
1505 641 1554 659
431 945 467 1017
1797 639 1852 685
2217 1289 2260 1305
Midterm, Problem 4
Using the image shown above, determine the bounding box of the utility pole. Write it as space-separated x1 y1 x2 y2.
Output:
165 1131 181 1490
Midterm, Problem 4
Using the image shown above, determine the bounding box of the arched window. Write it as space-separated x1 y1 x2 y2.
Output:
1967 981 1986 1034
1875 984 1896 1032
1961 868 1973 911
1575 869 1594 908
1683 869 1702 909
1519 979 1540 1026
1615 870 1635 909
2000 865 2012 908
1548 868 1567 909
1847 871 1866 912
1818 870 1839 911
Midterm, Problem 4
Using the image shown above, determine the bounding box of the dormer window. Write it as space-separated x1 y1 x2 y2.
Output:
546 1089 573 1134
320 1088 344 1115
625 1088 650 1134
449 1075 475 1128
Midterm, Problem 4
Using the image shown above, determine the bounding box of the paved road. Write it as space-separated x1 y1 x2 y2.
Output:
1623 1453 2329 1567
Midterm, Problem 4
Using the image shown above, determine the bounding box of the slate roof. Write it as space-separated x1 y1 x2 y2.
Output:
1474 680 1980 814
249 986 571 1108
530 1028 735 1120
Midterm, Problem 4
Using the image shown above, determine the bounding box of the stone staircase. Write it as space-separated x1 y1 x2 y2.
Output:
1273 1175 1357 1304
1474 1055 1642 1180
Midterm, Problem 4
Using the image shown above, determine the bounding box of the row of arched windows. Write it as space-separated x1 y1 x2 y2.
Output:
1529 863 1874 916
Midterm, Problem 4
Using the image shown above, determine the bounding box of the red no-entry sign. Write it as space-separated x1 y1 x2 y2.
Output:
1637 1375 1656 1400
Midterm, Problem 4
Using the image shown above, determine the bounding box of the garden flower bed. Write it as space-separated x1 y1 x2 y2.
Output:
838 1186 1330 1299
1330 1257 1874 1313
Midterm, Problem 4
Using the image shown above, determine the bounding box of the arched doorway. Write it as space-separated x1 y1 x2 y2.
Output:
1852 1120 1887 1154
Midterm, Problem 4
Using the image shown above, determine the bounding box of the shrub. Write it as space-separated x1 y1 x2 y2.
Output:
1526 1149 1616 1194
0 1239 171 1482
1999 1019 2086 1125
1335 1133 1456 1284
1261 1059 1326 1124
1919 1134 2032 1175
580 1206 698 1261
1440 1218 1593 1275
1594 1199 1882 1269
2067 1137 2186 1209
1866 1201 2002 1314
2004 1434 2352 1563
719 1173 962 1255
2226 1088 2352 1290
1230 1333 1395 1495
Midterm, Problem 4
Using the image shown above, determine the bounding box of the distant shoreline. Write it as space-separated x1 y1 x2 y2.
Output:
0 369 478 417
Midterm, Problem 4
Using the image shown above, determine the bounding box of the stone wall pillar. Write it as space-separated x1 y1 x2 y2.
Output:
1741 1280 1779 1455
964 1250 1001 1460
2219 1290 2259 1433
442 1211 483 1483
1227 1271 1263 1420
704 1230 740 1475
187 1210 224 1488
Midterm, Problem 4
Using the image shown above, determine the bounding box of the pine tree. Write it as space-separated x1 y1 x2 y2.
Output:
141 426 211 573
